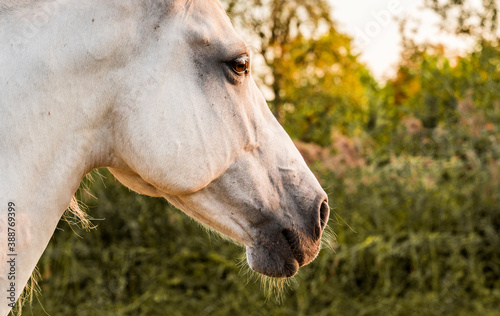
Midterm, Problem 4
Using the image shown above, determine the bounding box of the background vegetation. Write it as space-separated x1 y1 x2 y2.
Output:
15 0 500 315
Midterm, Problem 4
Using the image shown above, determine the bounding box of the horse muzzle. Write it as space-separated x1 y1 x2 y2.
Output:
246 198 330 278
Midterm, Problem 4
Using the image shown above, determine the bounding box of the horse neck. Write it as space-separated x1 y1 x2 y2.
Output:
0 18 124 221
0 88 110 315
0 5 128 311
0 1 141 204
0 56 115 208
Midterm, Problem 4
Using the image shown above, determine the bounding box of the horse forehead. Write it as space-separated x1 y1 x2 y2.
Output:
181 0 240 47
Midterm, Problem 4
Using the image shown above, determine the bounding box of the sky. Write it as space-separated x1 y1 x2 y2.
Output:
328 0 479 81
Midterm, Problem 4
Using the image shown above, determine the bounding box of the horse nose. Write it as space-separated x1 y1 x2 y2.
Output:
280 198 330 267
314 199 330 241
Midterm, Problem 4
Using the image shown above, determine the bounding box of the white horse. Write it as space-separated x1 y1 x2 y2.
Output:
0 0 329 314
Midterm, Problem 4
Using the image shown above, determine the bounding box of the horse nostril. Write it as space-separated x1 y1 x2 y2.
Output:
319 200 330 229
314 224 321 241
313 199 329 241
282 228 305 266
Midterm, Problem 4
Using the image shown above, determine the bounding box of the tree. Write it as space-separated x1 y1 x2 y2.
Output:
278 29 378 145
423 0 499 40
223 0 378 145
223 0 334 123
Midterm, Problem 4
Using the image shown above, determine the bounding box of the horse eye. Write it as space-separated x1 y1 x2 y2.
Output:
230 57 249 75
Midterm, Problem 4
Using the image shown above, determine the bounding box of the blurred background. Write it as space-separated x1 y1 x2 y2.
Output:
18 0 500 315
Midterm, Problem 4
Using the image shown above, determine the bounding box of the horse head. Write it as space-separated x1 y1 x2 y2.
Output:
0 2 334 315
107 0 329 278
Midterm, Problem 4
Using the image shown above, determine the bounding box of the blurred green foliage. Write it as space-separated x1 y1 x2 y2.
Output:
15 1 500 315
423 0 498 39
279 28 379 145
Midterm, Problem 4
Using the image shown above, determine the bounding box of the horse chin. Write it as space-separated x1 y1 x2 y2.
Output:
246 245 300 278
244 220 324 278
